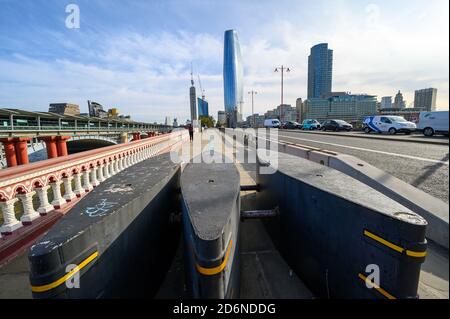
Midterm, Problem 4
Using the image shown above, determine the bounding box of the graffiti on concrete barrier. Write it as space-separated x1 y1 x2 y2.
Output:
85 199 117 217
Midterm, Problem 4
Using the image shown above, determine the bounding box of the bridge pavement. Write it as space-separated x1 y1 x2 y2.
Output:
0 129 447 299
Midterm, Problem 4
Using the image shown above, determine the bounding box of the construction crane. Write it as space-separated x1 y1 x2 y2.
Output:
197 74 205 100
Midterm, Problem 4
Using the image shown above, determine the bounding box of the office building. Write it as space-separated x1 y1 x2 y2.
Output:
217 111 226 126
246 114 265 128
380 96 392 109
223 29 244 127
197 98 209 117
304 93 377 123
49 103 80 116
414 88 437 111
296 98 306 122
308 43 333 99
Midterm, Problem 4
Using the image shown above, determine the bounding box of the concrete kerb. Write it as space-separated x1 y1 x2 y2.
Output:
283 129 449 146
273 140 449 250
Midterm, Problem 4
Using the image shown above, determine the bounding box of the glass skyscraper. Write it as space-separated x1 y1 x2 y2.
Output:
223 29 244 127
307 43 333 99
197 97 209 117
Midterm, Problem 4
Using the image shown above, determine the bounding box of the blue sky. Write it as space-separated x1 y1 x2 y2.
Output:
0 0 448 123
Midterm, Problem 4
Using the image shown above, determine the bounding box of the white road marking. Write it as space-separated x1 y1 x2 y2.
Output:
276 133 449 165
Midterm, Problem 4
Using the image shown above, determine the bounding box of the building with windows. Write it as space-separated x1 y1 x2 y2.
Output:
296 98 305 123
303 93 377 123
217 111 226 126
246 114 265 128
380 96 392 109
223 29 244 127
49 103 80 116
189 76 197 121
307 43 333 99
197 98 209 117
393 90 406 109
414 88 437 111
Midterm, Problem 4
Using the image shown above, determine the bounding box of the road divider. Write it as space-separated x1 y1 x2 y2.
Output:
258 135 449 249
256 151 427 298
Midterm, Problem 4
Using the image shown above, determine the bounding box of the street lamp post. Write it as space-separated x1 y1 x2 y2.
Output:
248 90 257 128
274 65 290 122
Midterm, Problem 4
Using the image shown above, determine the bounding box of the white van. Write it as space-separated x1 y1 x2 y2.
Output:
363 115 416 135
417 111 449 136
264 119 281 128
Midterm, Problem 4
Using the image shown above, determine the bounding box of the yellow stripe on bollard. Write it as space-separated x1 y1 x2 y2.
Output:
196 239 233 276
358 273 396 299
31 251 99 293
363 230 426 258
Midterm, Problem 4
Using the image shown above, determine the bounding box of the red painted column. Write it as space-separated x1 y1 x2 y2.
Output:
14 137 31 165
132 133 141 141
0 138 18 167
56 136 70 157
40 136 58 159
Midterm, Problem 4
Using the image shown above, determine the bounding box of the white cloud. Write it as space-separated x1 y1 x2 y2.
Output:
0 0 448 124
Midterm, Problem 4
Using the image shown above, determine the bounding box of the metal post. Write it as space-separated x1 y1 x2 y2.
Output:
248 90 257 128
274 65 290 123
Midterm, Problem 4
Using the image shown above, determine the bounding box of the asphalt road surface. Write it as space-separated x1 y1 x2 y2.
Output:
277 131 449 203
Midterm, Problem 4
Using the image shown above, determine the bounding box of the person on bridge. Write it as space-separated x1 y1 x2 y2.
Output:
188 123 194 142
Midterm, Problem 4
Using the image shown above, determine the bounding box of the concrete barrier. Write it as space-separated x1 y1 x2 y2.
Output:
28 153 181 298
181 158 240 298
257 152 428 299
262 137 449 250
329 154 449 250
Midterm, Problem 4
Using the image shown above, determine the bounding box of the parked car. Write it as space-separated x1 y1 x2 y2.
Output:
321 119 353 131
301 119 321 130
264 118 281 128
417 111 449 137
363 115 416 135
281 121 302 129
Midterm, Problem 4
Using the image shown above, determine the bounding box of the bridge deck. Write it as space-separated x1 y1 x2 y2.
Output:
0 130 448 299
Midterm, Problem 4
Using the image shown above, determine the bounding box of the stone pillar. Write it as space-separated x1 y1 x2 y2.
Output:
120 133 128 143
40 136 58 159
0 198 22 234
90 166 99 187
17 191 40 223
110 160 117 175
73 173 85 197
0 138 18 167
50 181 66 209
97 164 105 182
14 137 31 165
62 176 76 201
82 169 93 192
114 158 121 173
126 153 132 166
104 162 111 179
35 186 54 214
56 136 71 157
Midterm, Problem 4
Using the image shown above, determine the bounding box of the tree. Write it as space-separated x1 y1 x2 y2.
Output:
199 115 215 128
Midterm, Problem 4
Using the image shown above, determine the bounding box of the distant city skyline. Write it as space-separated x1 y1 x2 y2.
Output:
0 0 448 123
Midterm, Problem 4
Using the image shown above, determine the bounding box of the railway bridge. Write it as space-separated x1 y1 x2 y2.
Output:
0 108 171 168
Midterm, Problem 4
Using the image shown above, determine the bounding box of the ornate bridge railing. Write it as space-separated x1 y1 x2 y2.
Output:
0 130 186 239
